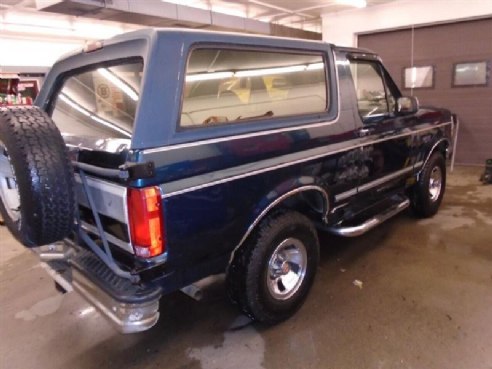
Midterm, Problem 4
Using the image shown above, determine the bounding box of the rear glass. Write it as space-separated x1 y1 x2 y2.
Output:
52 60 143 139
181 48 327 128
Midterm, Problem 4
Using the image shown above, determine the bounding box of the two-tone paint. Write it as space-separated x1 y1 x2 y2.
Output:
36 29 452 293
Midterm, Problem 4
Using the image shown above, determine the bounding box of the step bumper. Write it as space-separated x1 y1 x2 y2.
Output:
35 241 162 334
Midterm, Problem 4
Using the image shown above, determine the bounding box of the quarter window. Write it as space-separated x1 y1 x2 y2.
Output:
52 60 143 139
180 48 327 128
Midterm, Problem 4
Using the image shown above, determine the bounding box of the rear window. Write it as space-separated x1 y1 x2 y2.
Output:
52 60 143 139
181 48 327 128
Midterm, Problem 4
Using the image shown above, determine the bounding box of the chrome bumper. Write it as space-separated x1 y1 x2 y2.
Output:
35 243 161 334
72 269 160 334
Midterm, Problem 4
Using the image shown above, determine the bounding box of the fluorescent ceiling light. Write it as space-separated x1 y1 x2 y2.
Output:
59 94 91 117
73 22 124 40
59 93 132 138
186 71 234 82
4 11 71 29
161 0 208 10
235 65 307 77
0 10 128 40
97 68 139 101
187 63 324 81
336 0 367 8
210 5 246 17
306 62 324 70
161 0 246 17
90 115 132 138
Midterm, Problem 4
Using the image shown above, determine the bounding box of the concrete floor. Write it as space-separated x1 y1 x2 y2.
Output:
1 166 491 369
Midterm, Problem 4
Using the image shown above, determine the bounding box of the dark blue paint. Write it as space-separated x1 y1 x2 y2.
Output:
36 29 453 293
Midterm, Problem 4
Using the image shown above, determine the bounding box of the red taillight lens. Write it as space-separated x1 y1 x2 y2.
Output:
128 186 165 258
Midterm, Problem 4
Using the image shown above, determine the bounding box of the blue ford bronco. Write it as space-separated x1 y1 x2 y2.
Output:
0 29 454 333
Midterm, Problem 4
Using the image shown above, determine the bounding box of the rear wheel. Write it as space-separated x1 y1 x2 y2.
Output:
411 152 446 218
0 106 75 247
227 210 319 324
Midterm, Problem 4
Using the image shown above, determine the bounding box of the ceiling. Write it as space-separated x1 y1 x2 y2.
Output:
1 0 398 34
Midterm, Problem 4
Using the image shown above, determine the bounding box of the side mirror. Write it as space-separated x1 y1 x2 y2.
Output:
397 96 419 114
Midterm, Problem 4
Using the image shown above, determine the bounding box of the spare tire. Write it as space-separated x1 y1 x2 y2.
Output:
0 106 75 247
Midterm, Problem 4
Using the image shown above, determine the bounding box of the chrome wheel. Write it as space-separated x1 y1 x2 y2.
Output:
428 166 442 202
266 237 307 301
0 140 21 222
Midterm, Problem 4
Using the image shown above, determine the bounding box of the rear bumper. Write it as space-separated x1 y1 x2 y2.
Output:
35 241 162 334
72 269 160 333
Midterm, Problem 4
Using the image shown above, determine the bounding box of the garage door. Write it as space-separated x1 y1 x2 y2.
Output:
358 18 492 165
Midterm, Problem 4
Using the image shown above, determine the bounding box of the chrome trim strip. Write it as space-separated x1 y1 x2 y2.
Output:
142 50 342 155
326 198 409 237
161 121 452 199
334 165 415 203
144 116 340 154
228 185 330 266
417 138 450 179
330 202 349 213
80 221 134 254
357 166 414 194
335 188 357 202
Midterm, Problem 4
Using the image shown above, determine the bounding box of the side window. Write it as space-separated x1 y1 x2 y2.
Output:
180 48 328 128
52 60 143 138
348 59 395 121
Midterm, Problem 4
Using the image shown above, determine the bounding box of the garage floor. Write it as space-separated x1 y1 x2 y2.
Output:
1 166 491 369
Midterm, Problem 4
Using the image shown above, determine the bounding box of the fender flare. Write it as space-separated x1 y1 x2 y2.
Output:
228 184 329 265
417 137 450 179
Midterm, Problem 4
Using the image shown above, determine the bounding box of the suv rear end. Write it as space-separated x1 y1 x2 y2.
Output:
30 31 169 332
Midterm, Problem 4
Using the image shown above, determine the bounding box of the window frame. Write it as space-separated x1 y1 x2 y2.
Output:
452 60 490 88
347 56 399 124
176 43 333 133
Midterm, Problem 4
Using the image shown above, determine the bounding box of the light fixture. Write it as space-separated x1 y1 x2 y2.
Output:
235 65 307 77
186 71 234 82
90 115 132 138
336 0 367 8
186 62 324 82
59 94 91 117
210 5 246 17
59 93 132 138
97 68 139 101
306 62 324 70
0 10 128 40
161 0 207 8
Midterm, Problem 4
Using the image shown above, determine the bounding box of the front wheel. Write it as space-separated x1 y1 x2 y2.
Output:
227 210 319 324
411 152 446 218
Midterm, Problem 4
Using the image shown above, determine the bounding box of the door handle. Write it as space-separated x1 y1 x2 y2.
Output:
358 128 373 137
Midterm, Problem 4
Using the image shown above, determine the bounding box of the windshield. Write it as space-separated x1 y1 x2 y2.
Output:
52 59 143 139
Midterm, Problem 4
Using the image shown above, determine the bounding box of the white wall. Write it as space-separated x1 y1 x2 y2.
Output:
321 0 492 46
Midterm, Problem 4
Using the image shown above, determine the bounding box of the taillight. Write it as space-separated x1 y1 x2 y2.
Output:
127 186 165 258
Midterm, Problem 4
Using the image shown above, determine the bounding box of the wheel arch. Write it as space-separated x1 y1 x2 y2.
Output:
228 179 329 266
417 137 449 179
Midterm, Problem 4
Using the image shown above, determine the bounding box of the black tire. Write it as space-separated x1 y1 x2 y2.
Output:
0 106 75 247
411 152 446 218
227 210 319 324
